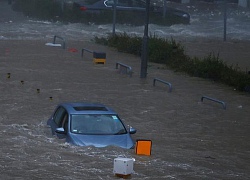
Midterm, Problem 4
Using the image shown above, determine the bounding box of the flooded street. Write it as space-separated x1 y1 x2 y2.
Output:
0 0 250 179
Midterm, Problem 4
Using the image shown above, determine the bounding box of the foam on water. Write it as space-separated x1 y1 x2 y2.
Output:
0 123 107 178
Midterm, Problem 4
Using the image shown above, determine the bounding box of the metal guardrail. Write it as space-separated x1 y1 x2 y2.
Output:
81 48 93 57
201 96 226 110
53 35 65 49
115 62 132 77
153 78 172 92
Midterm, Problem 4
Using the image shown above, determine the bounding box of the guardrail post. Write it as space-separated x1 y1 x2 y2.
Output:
201 96 226 110
153 78 172 92
115 62 133 77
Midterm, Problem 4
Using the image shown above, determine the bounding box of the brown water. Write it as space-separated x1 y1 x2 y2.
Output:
1 1 250 179
0 40 249 179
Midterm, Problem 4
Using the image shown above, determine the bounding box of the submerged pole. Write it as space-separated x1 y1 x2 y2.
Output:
223 0 227 41
112 0 117 36
140 0 150 78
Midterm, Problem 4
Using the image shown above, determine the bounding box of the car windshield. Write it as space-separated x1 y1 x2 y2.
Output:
70 114 127 135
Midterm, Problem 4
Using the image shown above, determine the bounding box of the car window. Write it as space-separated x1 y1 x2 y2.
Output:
132 0 145 8
105 0 114 7
105 0 133 7
70 114 127 135
53 107 66 126
104 0 145 7
85 0 100 4
117 0 130 6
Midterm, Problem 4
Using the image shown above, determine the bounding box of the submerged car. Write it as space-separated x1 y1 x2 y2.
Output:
73 0 190 25
47 102 137 149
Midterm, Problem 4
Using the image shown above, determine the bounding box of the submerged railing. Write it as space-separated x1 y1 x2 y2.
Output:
81 48 93 57
115 62 133 77
53 35 65 49
201 96 226 110
153 78 172 92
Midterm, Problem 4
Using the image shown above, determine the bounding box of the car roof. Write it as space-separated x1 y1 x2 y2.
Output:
59 102 117 115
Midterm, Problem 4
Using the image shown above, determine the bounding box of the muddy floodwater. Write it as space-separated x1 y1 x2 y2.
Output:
0 39 249 179
0 0 250 179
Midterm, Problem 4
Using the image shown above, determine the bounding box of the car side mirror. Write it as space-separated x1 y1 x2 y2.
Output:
129 127 136 134
55 127 66 134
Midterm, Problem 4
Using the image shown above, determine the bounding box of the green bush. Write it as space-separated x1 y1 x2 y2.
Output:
95 34 250 92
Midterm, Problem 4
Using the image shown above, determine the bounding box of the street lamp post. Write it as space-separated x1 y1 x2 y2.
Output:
140 0 150 78
223 0 227 41
112 0 117 36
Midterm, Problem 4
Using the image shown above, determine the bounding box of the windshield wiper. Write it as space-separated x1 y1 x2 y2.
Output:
114 129 126 135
